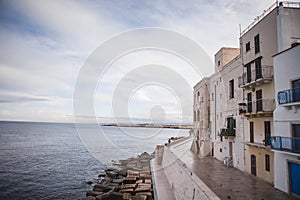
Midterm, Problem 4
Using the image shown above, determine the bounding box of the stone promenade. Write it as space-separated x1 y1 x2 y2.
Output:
169 139 297 200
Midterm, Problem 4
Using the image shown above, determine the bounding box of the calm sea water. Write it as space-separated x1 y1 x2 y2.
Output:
0 121 188 200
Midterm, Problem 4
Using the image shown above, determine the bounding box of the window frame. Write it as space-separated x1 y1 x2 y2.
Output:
254 34 260 54
229 79 234 99
246 42 251 52
265 154 270 172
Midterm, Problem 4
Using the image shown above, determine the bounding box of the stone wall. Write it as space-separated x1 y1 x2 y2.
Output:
158 145 219 200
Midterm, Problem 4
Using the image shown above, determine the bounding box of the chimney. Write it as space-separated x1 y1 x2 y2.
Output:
277 2 291 52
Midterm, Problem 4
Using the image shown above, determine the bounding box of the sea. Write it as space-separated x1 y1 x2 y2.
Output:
0 121 189 200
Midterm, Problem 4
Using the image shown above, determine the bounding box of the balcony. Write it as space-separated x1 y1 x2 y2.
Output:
243 99 275 117
220 128 236 137
270 136 300 154
238 65 273 89
278 88 300 107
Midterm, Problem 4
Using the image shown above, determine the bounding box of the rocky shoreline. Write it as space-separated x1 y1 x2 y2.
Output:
82 152 155 200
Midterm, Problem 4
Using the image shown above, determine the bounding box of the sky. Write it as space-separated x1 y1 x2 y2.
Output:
0 0 281 124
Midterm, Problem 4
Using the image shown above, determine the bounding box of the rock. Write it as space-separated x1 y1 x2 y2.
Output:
135 192 152 200
123 177 137 184
140 174 152 179
95 192 110 200
121 184 136 189
131 195 147 200
112 178 123 184
127 170 140 176
120 188 134 193
86 180 93 185
106 170 118 178
98 171 106 177
144 179 152 184
86 191 104 197
122 193 131 200
135 187 151 193
93 184 114 193
110 192 123 200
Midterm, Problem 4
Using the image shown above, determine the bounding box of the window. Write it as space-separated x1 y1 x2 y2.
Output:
292 79 300 89
229 79 234 99
256 90 262 112
255 58 262 80
250 122 254 143
265 154 270 172
211 93 214 101
218 60 220 66
246 42 251 52
254 34 260 54
194 111 196 122
226 117 236 129
246 64 252 83
220 93 222 99
292 124 300 138
292 79 300 102
247 92 252 113
197 91 200 101
198 110 200 121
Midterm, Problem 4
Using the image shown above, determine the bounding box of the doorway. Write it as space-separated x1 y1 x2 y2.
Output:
256 90 262 112
250 122 254 143
289 162 300 197
251 154 257 176
264 121 271 146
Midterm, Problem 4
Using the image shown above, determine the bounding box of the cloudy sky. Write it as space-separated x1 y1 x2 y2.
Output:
0 0 280 123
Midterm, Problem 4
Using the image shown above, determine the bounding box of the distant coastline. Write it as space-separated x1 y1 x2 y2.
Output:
102 123 192 129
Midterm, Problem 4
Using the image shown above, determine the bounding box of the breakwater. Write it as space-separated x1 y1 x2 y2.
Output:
83 152 154 200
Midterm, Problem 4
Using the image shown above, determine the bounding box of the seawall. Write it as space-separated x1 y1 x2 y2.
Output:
151 137 220 200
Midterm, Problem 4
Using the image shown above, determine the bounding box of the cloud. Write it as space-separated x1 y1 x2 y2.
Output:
0 0 286 123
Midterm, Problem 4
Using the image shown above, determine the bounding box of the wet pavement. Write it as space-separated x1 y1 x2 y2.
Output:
170 139 298 200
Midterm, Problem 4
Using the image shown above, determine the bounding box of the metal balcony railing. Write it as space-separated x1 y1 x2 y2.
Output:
270 136 300 154
246 99 275 113
277 88 300 105
238 66 273 88
220 128 236 137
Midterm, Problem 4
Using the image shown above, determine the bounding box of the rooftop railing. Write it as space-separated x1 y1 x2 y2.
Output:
270 136 300 154
240 1 300 36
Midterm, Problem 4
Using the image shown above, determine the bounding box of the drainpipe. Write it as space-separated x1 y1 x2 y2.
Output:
215 84 217 140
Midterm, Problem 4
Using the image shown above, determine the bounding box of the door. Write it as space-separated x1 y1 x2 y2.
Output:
246 64 252 83
264 121 271 146
247 92 252 113
255 59 262 79
251 155 256 176
256 90 262 112
289 162 300 197
250 122 254 143
292 124 300 153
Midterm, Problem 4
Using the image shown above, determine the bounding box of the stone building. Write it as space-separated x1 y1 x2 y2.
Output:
192 47 245 170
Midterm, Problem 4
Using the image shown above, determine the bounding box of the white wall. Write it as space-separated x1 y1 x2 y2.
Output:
273 44 300 193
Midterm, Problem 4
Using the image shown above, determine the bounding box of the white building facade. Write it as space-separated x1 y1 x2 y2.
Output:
272 44 300 197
